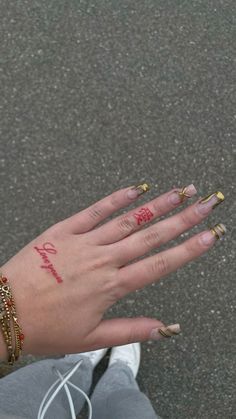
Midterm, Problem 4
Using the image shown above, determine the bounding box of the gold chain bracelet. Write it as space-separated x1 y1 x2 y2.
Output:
0 273 24 365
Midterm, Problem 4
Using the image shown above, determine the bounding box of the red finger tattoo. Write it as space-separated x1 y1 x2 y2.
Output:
34 242 63 284
133 207 154 225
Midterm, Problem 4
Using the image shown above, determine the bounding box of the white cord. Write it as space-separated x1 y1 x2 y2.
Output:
37 359 92 419
37 361 82 419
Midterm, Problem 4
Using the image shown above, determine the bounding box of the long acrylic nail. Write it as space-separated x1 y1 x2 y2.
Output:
169 184 197 205
200 223 226 245
197 191 224 215
150 323 181 340
127 183 151 199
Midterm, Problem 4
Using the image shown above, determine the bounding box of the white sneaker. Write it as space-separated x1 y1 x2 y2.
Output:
65 348 108 367
108 342 141 378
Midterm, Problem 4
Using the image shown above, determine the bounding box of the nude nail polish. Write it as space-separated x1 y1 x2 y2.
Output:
150 323 181 340
200 223 226 245
197 191 224 215
169 184 197 205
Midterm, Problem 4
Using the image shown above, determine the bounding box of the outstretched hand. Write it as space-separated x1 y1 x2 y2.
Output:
1 184 225 358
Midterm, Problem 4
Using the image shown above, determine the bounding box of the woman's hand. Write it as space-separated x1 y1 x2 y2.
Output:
1 184 225 358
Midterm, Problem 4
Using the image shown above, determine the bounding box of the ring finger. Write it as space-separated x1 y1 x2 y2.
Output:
116 223 226 297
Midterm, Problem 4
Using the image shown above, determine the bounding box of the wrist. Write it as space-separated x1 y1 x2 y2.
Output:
0 328 8 362
0 265 26 363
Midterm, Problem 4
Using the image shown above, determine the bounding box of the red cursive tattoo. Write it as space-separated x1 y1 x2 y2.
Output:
34 242 63 284
133 207 154 225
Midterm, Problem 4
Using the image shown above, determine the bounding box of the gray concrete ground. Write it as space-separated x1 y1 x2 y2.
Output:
0 1 235 418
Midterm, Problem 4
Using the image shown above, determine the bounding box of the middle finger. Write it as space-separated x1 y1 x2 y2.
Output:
89 184 197 245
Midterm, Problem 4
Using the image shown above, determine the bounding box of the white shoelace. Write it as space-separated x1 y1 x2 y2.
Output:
37 359 92 419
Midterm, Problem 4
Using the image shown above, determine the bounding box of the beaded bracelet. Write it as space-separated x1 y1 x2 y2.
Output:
0 273 24 365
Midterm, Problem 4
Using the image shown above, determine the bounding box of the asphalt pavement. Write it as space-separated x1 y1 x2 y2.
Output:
0 1 235 418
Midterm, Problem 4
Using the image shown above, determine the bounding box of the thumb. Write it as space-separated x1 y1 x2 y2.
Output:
85 318 181 349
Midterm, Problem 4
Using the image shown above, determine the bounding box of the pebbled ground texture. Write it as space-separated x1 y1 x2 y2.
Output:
0 1 235 418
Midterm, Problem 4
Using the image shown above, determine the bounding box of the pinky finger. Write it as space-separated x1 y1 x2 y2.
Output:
82 318 180 350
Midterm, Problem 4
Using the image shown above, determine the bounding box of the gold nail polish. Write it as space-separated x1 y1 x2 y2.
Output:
178 186 192 201
210 223 226 240
131 183 151 196
158 324 181 338
199 191 224 209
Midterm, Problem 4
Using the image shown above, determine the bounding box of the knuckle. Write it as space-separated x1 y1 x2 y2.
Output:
126 327 138 344
153 200 165 215
102 272 122 302
110 192 120 207
89 253 112 271
109 286 123 303
184 237 199 255
143 228 162 250
126 319 150 344
150 255 169 277
46 222 65 239
88 204 103 221
117 215 136 235
179 209 195 229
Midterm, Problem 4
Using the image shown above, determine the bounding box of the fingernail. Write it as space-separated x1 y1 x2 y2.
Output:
200 223 226 245
150 323 181 340
197 191 224 215
127 183 151 199
169 184 197 205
